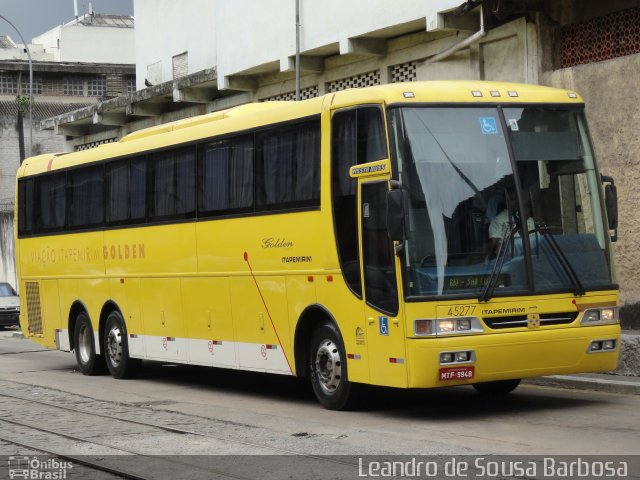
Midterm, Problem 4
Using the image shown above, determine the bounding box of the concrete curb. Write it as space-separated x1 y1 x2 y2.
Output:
524 374 640 395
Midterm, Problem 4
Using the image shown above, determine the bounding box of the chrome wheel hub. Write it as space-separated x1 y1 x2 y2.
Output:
77 324 92 364
106 325 123 367
314 339 342 395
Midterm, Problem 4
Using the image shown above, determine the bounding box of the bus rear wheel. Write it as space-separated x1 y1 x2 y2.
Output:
104 311 140 379
74 312 106 375
309 322 358 410
473 379 521 395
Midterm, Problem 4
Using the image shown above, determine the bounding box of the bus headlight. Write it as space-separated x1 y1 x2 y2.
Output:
414 317 483 336
581 307 618 325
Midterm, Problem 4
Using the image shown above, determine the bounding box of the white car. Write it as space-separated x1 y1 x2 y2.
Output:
0 282 20 328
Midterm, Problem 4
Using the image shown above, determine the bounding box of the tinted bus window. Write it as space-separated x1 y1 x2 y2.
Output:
151 147 196 220
199 136 254 215
18 178 34 236
256 120 320 211
106 157 147 225
36 173 66 232
68 165 104 228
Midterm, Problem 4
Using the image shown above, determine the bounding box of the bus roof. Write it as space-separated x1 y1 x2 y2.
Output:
18 81 583 178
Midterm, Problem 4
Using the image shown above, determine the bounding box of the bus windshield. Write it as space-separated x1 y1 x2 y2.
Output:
389 106 615 299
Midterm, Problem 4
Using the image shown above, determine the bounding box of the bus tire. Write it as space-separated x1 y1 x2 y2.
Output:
104 311 140 379
473 379 521 395
74 312 106 375
309 322 358 410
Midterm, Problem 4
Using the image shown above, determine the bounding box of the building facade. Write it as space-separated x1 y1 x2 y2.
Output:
0 13 135 289
45 0 640 306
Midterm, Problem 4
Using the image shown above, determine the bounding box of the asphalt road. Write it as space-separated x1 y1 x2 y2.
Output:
0 328 638 479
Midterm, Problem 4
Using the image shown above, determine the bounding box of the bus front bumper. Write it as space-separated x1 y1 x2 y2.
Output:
406 324 621 388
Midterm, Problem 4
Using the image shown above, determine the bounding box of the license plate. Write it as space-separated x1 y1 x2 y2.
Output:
439 366 475 381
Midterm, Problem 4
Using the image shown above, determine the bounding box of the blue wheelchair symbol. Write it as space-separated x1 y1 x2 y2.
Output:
379 317 389 336
479 117 498 135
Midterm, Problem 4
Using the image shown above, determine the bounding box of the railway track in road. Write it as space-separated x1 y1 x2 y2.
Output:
0 423 262 480
0 385 357 479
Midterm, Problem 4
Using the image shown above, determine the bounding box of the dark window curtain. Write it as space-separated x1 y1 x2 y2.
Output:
175 149 196 214
153 154 176 217
130 158 147 220
86 167 104 225
331 110 361 296
359 108 387 163
18 179 34 235
107 162 129 223
259 130 295 206
69 166 103 227
333 111 358 197
53 175 66 228
152 147 196 219
107 158 145 224
41 174 66 230
229 136 253 209
201 141 230 212
37 177 50 230
294 123 320 202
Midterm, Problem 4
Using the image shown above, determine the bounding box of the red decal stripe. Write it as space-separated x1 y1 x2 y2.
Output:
243 252 293 373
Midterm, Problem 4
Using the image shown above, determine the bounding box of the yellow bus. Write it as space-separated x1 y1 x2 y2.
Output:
16 81 621 409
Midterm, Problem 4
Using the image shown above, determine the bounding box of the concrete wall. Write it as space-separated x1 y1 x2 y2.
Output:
417 16 538 83
0 41 52 61
214 0 464 90
33 24 135 64
134 0 216 88
133 0 465 89
541 54 640 305
59 26 135 64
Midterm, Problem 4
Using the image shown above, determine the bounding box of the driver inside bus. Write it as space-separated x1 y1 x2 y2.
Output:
487 195 534 259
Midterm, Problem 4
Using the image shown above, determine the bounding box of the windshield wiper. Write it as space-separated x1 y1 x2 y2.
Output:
479 221 516 302
534 222 585 296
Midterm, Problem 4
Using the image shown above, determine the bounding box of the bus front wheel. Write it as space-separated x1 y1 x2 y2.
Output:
473 379 521 395
104 311 140 379
309 322 358 410
73 312 106 375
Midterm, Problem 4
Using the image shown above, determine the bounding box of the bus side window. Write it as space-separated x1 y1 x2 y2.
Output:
198 135 254 216
332 106 387 298
150 147 196 220
17 178 34 236
35 173 66 233
106 157 147 225
256 120 320 211
68 165 104 229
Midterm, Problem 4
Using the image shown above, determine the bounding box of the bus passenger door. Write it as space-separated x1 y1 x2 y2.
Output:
360 181 408 388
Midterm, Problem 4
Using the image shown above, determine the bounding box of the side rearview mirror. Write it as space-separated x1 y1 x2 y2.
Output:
601 175 618 242
386 182 409 253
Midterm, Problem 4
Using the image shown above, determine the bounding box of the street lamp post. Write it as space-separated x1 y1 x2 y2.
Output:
0 14 33 158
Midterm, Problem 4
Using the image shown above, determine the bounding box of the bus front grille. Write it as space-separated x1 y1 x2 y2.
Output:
483 312 579 329
25 282 43 335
